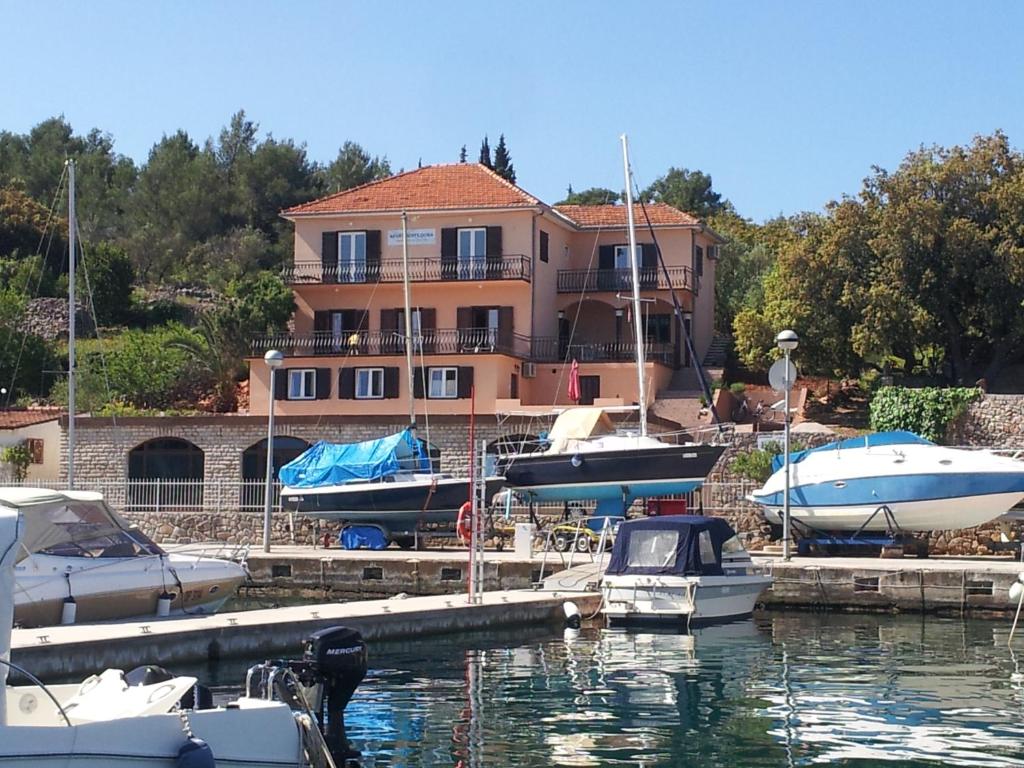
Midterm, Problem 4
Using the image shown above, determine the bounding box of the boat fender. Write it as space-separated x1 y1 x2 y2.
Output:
563 601 582 629
177 736 215 768
157 592 174 618
456 502 473 543
60 596 77 625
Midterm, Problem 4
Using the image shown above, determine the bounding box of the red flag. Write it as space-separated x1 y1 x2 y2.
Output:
567 359 581 403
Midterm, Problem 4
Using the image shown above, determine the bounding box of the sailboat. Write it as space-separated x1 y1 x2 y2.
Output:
12 159 246 627
279 213 500 547
498 136 725 515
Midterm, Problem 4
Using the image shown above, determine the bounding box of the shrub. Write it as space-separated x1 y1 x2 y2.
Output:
729 382 746 395
731 443 782 483
1 443 31 480
869 386 981 443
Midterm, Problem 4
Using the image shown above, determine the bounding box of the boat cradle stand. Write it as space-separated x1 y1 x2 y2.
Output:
791 505 930 558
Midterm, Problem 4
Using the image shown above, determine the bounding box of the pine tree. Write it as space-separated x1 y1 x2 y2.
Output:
478 135 492 168
493 134 515 184
459 145 467 163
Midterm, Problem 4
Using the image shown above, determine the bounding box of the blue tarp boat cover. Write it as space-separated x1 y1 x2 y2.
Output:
340 526 388 550
770 430 933 473
605 516 736 577
278 429 429 488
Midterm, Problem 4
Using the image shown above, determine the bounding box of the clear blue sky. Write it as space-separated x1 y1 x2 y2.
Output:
5 1 1024 221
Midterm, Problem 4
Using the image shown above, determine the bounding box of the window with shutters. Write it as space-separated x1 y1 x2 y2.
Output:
397 308 423 348
695 244 704 277
288 369 317 400
428 367 458 399
26 438 44 464
613 244 634 269
355 368 384 399
457 228 487 280
338 232 367 283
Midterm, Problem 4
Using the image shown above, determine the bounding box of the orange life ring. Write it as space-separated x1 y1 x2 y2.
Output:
456 501 473 543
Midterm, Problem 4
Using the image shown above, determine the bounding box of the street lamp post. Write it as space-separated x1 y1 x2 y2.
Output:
776 330 799 561
262 350 284 553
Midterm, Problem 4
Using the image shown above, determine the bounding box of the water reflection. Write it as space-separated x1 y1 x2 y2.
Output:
191 614 1024 767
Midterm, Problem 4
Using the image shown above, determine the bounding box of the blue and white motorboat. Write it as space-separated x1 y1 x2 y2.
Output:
748 431 1024 532
600 515 772 625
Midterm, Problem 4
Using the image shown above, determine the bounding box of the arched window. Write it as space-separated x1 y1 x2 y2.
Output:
241 436 310 510
127 438 204 511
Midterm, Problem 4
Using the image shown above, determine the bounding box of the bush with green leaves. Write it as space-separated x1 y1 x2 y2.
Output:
869 386 981 443
1 443 31 480
730 441 783 483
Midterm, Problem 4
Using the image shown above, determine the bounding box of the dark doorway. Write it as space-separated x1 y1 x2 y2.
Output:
241 436 311 509
127 438 204 510
579 375 601 405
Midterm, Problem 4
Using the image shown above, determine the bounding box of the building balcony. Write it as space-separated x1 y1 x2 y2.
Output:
250 331 674 366
529 338 675 365
283 255 531 285
556 266 696 294
252 328 533 358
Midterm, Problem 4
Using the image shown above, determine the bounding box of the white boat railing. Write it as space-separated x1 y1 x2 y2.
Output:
534 515 623 586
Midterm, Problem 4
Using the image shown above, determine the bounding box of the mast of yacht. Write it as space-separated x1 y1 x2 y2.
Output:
400 212 418 432
67 159 76 488
620 135 648 438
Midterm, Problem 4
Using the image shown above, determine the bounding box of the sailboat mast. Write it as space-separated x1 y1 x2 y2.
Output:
620 135 648 437
67 159 76 488
400 212 416 431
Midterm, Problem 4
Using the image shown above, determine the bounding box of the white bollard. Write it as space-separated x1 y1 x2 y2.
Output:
60 596 77 625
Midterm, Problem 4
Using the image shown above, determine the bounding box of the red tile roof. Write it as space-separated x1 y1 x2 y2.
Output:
553 203 701 229
0 407 62 430
283 164 542 216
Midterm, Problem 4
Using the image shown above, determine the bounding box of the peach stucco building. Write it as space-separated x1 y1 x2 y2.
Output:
248 163 721 419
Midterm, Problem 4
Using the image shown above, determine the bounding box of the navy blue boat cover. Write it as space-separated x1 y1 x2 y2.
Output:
605 516 737 577
278 429 429 488
770 430 933 473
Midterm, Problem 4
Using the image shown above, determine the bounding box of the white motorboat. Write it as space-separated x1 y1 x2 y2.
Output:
10 487 246 628
600 515 772 625
748 431 1024 533
1 482 365 767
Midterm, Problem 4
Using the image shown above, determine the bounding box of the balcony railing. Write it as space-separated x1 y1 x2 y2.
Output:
556 266 696 294
252 331 674 365
252 328 532 358
284 255 531 285
529 337 675 365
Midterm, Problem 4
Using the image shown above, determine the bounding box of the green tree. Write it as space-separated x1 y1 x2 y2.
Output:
478 135 492 168
79 241 134 325
492 134 515 183
323 141 391 193
459 145 467 163
641 167 727 218
0 286 61 399
557 186 620 205
0 186 65 260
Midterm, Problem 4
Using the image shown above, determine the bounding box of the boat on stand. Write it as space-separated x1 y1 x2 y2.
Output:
748 430 1024 534
499 135 725 518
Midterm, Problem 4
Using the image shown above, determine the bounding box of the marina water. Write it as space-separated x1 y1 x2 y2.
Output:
196 612 1024 767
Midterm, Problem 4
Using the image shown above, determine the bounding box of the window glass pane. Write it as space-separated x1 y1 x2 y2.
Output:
698 530 717 566
288 370 303 396
722 535 745 554
459 230 471 256
354 233 366 261
356 370 370 397
474 229 486 255
339 234 351 263
626 530 678 568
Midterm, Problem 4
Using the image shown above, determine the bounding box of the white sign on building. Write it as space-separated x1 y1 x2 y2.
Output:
387 228 436 246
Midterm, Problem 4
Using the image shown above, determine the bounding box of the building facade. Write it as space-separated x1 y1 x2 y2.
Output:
248 163 722 418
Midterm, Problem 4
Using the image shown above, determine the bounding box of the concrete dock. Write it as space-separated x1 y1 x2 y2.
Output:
11 588 600 680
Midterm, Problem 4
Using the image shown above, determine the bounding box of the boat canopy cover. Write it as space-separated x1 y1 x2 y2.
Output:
0 489 132 563
605 515 736 577
546 408 616 453
279 429 429 488
770 430 934 473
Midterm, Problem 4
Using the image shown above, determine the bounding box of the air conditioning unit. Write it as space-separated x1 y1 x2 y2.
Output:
521 362 536 378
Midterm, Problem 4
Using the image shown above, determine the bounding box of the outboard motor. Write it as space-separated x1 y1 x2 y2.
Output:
246 626 367 764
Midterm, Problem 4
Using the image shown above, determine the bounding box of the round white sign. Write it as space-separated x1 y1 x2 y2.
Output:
768 358 798 393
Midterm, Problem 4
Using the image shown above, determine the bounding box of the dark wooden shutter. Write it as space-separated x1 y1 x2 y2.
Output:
365 230 382 282
457 366 474 399
598 245 615 290
413 368 426 399
339 368 356 399
383 367 400 399
420 307 436 353
313 310 330 355
274 369 288 400
322 232 338 283
380 308 399 354
640 243 659 288
498 306 514 350
485 226 503 279
315 368 332 399
539 230 549 263
456 306 472 349
441 228 458 280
